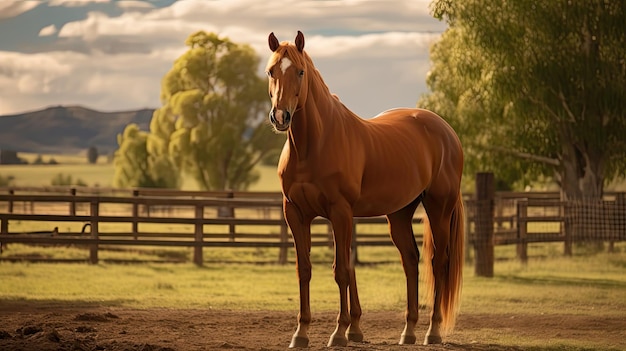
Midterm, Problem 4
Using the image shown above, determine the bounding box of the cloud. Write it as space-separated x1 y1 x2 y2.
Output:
0 0 445 117
115 1 155 11
39 24 58 37
0 1 40 19
49 0 110 7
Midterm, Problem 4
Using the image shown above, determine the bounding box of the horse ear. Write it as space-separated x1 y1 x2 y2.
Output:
295 31 305 52
268 32 280 52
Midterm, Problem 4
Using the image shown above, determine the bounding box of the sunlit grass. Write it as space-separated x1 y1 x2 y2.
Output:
1 244 624 314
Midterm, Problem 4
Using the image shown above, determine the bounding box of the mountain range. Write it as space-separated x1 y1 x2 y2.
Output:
0 105 154 155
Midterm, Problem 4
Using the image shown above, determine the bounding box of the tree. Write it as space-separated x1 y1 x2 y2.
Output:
0 174 14 187
113 124 181 189
87 146 99 164
156 31 283 191
51 173 87 186
422 1 626 200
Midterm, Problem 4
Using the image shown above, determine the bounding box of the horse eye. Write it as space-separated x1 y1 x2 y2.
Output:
299 70 304 77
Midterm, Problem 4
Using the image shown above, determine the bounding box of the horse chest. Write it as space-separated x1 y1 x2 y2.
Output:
281 168 358 218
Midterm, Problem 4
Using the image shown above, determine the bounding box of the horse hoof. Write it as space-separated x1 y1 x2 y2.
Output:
289 335 309 348
423 334 443 345
399 334 416 344
347 331 364 342
328 334 348 347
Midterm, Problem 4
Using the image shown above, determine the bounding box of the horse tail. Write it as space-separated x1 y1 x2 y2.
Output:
422 192 465 334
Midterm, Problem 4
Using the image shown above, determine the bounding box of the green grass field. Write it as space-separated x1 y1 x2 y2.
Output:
0 153 282 190
1 244 625 313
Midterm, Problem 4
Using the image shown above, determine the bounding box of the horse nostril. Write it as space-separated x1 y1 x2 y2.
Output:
269 109 277 124
284 111 291 125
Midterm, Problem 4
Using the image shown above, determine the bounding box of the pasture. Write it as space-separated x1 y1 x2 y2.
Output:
1 243 625 350
0 152 282 191
2 156 626 350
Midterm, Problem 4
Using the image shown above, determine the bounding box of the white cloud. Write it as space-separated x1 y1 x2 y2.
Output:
0 0 445 116
116 1 154 11
39 24 58 37
0 1 39 19
49 0 110 7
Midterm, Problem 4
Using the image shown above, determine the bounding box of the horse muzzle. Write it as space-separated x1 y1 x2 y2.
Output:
269 108 292 132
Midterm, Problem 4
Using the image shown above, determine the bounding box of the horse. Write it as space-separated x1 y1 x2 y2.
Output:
265 31 465 348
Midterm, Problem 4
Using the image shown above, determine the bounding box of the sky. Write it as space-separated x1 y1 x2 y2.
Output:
0 0 447 119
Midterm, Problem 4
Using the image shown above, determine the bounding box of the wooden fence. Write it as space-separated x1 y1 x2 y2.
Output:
0 190 422 265
1 179 624 270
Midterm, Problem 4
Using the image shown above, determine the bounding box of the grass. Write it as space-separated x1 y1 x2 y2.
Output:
1 243 625 350
0 162 281 190
1 243 625 313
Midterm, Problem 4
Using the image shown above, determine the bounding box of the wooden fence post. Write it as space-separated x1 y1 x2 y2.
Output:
474 172 494 277
194 205 204 266
1 214 7 234
609 192 626 253
278 210 289 264
516 201 528 264
89 200 99 264
8 188 14 213
70 188 77 216
132 190 139 240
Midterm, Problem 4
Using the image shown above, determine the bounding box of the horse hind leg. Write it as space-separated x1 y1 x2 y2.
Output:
386 197 421 345
422 192 464 345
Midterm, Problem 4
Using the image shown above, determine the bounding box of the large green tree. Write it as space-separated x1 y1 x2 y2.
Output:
421 0 626 200
158 31 282 191
113 124 181 188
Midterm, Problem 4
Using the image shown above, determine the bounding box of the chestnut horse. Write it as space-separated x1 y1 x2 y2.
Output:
266 31 464 348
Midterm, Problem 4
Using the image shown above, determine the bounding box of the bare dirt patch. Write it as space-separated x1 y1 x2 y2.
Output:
1 302 624 350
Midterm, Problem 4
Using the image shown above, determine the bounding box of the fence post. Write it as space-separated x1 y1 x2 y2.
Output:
70 188 77 216
610 192 626 253
194 205 204 266
8 188 14 213
563 200 573 256
278 210 289 264
516 201 528 264
89 200 99 264
474 172 494 277
132 190 139 240
1 214 7 234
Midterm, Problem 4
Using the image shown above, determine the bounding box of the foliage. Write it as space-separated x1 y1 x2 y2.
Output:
87 146 99 164
50 173 87 186
422 1 626 199
113 124 181 189
0 174 14 187
154 31 284 191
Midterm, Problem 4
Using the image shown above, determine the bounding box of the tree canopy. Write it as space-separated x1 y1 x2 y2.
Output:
158 31 282 191
113 31 283 191
421 0 626 199
113 124 181 189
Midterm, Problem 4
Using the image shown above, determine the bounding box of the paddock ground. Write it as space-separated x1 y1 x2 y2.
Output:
1 302 624 351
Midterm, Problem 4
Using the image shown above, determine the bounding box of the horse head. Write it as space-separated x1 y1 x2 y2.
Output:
266 31 308 132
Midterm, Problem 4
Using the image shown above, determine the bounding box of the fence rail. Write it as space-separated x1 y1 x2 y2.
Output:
0 192 423 265
1 183 624 270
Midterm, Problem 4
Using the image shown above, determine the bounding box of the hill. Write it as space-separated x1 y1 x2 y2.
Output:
0 105 154 155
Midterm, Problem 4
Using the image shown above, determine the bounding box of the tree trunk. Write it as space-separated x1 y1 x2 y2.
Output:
559 142 605 253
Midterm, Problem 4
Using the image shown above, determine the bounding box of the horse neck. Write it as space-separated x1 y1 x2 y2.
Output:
287 71 341 161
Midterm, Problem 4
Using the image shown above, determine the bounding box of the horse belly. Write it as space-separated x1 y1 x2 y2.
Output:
352 165 428 216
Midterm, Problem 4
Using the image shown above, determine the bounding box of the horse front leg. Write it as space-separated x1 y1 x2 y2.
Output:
284 201 313 348
328 203 359 347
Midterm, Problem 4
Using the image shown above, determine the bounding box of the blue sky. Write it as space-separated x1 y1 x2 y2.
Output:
0 0 446 117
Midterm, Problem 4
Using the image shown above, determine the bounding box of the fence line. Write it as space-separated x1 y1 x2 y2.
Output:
0 193 423 265
1 183 624 270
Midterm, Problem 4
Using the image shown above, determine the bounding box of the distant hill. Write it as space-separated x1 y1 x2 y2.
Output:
0 105 154 155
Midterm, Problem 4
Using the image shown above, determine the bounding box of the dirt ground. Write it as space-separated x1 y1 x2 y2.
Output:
1 302 625 351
